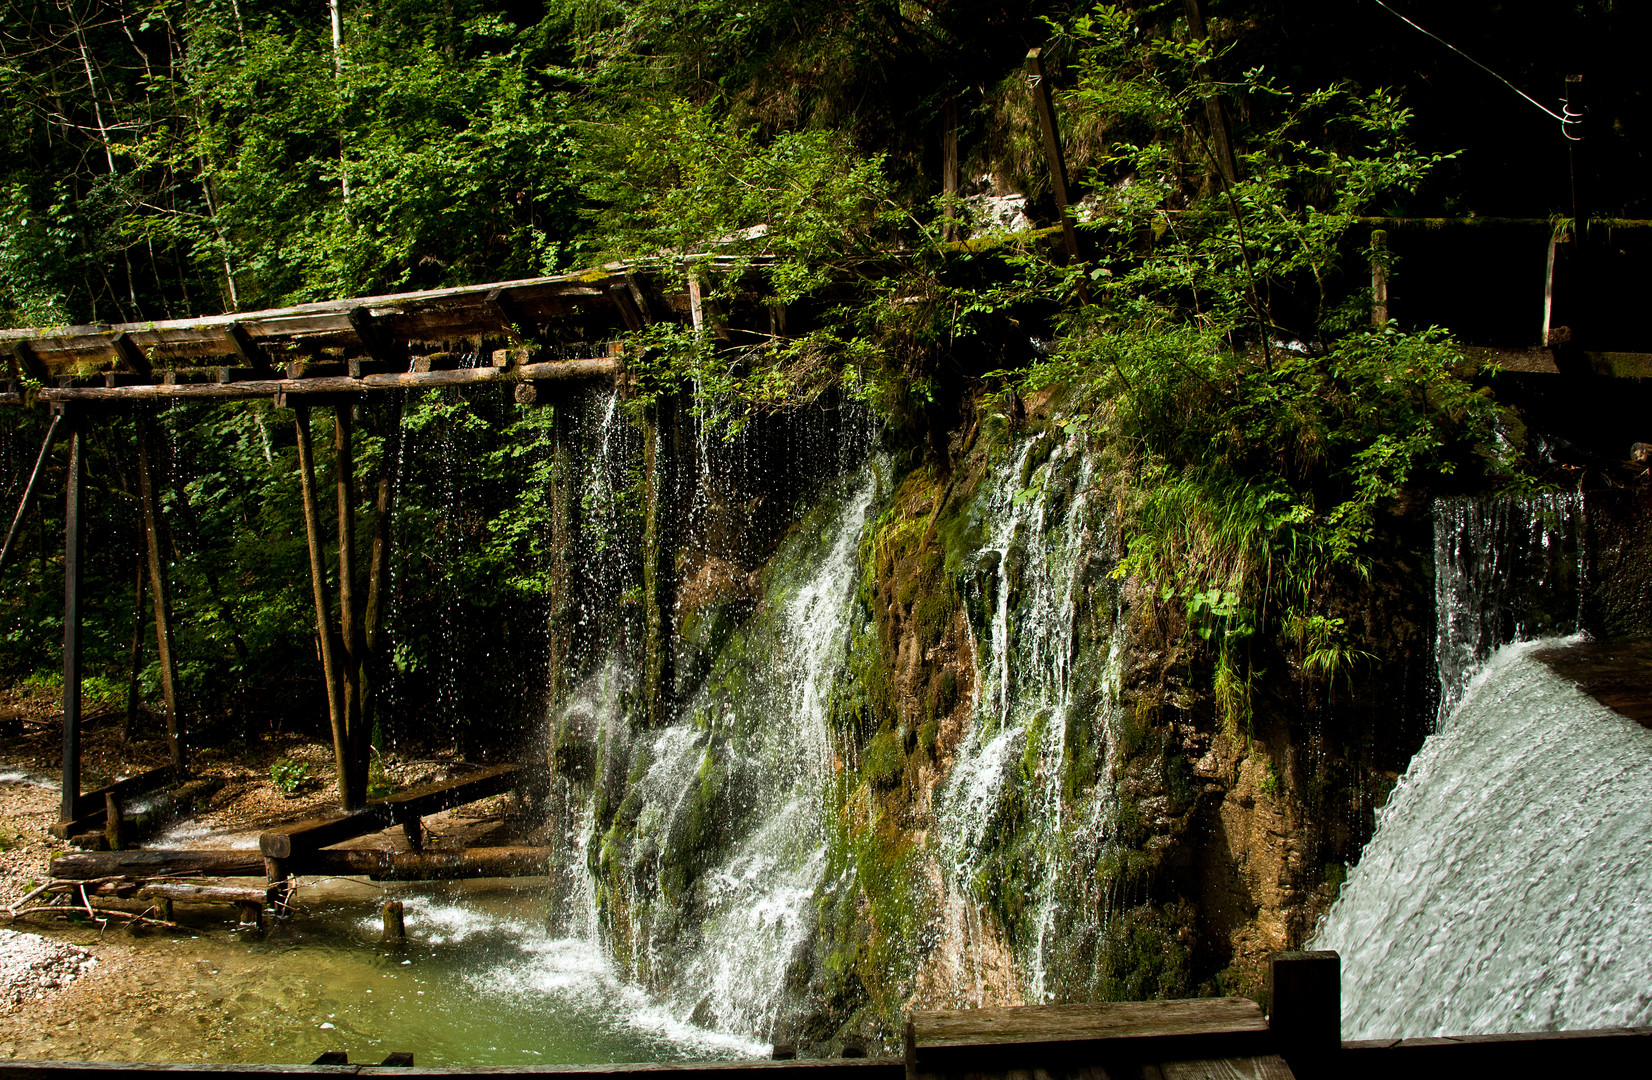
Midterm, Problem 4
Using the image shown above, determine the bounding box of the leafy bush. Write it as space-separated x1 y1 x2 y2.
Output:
270 758 310 796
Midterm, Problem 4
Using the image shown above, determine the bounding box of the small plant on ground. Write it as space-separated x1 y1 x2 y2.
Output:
270 758 309 796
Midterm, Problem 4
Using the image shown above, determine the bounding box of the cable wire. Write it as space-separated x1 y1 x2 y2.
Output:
1366 0 1583 139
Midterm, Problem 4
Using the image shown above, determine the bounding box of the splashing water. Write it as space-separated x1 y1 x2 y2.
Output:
1313 640 1652 1037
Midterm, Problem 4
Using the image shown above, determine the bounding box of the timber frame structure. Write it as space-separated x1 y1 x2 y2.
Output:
0 260 722 829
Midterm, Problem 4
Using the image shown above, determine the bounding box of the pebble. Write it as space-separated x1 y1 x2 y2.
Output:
0 928 97 1012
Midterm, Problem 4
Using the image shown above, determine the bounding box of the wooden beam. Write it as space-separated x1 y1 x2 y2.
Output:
1024 49 1090 306
110 332 153 379
31 358 623 403
224 322 274 375
348 306 409 368
11 340 48 384
486 287 533 342
259 763 522 859
297 845 550 881
906 999 1272 1079
609 284 646 333
1268 950 1340 1079
51 848 264 879
135 410 185 768
58 414 85 824
295 405 350 808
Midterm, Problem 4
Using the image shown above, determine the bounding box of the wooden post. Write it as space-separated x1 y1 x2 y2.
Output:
1564 74 1589 353
59 411 85 825
334 405 367 808
1025 49 1091 305
1370 229 1389 327
294 405 351 810
1182 0 1238 185
105 792 125 851
135 409 186 767
942 95 960 242
1268 949 1340 1078
361 395 402 769
382 898 406 942
124 554 144 741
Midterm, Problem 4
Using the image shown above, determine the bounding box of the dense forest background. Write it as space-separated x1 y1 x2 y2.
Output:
0 0 1645 759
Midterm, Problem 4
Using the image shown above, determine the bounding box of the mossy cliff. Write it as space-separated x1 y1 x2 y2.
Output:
543 388 1437 1052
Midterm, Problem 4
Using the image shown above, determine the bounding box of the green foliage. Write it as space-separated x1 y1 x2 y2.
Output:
270 757 309 795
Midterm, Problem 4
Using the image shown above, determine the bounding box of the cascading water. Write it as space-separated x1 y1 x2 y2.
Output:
1433 493 1583 721
1312 639 1652 1037
1312 493 1642 1038
934 429 1126 1004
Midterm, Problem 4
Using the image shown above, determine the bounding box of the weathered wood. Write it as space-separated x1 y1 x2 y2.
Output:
334 406 367 811
1182 0 1239 187
1369 229 1389 327
379 762 520 825
10 339 48 383
59 415 85 825
224 322 275 375
110 332 152 379
1267 951 1339 1080
1024 49 1090 306
105 793 125 851
907 999 1271 1079
377 1052 416 1067
609 283 646 332
51 848 265 879
941 95 959 242
0 413 61 574
382 898 406 941
0 1057 899 1080
260 809 383 860
300 845 551 881
54 764 186 834
124 554 144 739
32 358 623 402
350 307 407 369
487 287 533 343
128 882 272 905
135 409 185 767
296 405 350 809
1159 1056 1294 1080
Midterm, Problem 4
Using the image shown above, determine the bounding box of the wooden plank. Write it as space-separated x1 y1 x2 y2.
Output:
50 848 265 879
261 764 521 858
259 809 384 860
0 1057 901 1079
378 762 520 823
1157 1055 1294 1080
909 1000 1271 1077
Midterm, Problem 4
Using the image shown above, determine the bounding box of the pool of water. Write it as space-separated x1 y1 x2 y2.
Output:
22 879 766 1066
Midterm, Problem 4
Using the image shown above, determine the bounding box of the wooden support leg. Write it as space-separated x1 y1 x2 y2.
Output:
1025 48 1091 306
294 406 352 810
237 900 264 929
124 554 144 742
334 406 367 809
401 815 423 852
135 409 185 767
59 414 84 825
1269 950 1341 1080
1370 228 1389 328
104 793 125 851
382 899 406 942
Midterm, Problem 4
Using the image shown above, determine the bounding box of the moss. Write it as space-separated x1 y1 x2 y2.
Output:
917 718 939 758
862 729 904 789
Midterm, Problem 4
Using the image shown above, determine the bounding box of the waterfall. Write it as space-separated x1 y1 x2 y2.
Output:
1313 492 1639 1038
1313 640 1652 1037
1433 493 1583 721
934 429 1126 1003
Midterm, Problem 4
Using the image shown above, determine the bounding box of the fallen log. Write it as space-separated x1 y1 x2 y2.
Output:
50 849 264 880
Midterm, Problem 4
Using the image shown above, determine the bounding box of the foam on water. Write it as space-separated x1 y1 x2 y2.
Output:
1313 639 1652 1037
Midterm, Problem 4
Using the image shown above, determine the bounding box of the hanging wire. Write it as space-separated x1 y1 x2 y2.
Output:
1366 0 1583 140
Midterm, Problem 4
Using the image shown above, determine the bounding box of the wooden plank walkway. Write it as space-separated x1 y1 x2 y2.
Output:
906 999 1288 1080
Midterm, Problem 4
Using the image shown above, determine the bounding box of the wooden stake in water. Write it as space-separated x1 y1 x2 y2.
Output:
382 899 406 942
